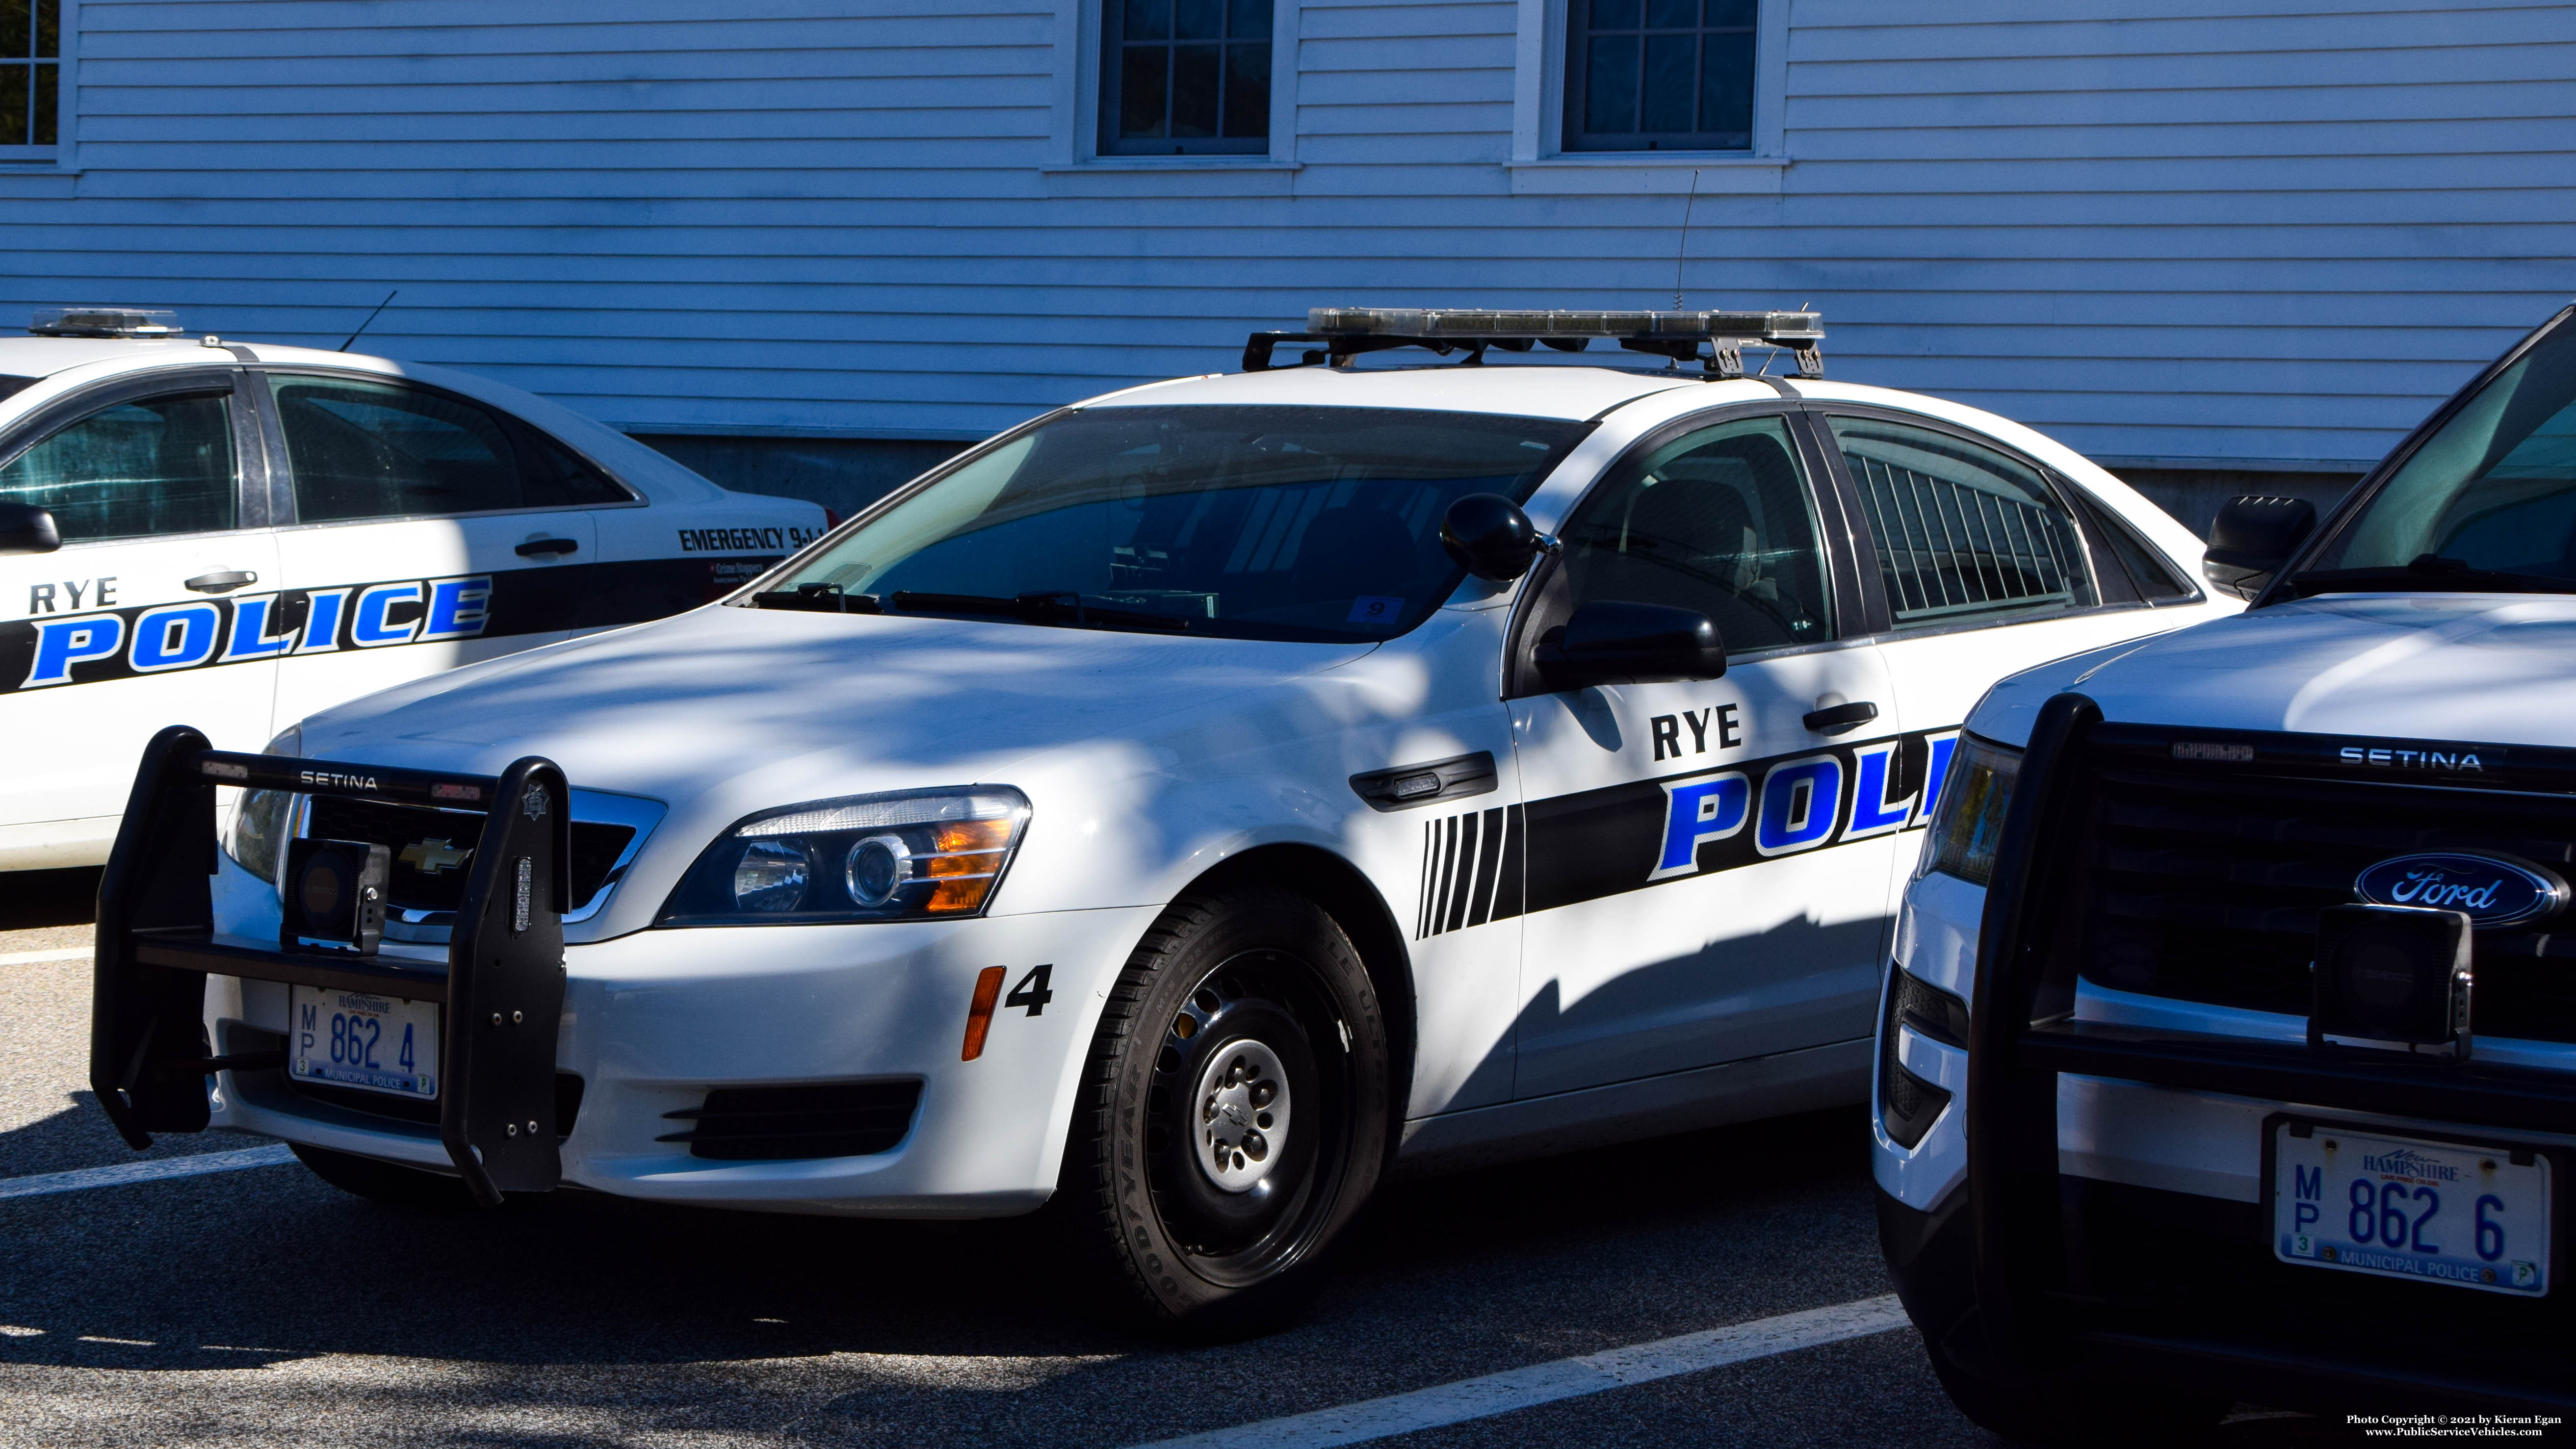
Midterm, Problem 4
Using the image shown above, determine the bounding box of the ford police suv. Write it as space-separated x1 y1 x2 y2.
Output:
93 309 2229 1336
1875 304 2576 1433
0 306 825 871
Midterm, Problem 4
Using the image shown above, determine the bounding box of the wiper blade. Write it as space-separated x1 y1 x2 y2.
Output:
750 584 882 613
886 590 1190 631
2285 556 2576 597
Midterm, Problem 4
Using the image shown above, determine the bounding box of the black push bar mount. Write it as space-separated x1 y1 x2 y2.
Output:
91 725 571 1207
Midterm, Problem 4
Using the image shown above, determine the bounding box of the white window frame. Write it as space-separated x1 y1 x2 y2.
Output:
1043 0 1302 174
1506 0 1787 195
0 0 76 170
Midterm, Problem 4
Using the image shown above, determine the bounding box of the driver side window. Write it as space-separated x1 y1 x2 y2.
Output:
1554 413 1833 653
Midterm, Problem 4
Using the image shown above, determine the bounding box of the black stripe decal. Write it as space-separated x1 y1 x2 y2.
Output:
1466 805 1507 928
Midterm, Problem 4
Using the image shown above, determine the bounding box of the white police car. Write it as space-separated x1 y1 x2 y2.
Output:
0 306 825 871
1875 306 2576 1433
100 309 2230 1336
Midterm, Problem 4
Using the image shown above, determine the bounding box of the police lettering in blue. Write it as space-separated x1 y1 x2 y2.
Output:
14 573 493 691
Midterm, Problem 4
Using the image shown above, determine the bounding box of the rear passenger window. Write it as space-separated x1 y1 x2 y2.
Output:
0 390 237 542
274 376 627 523
2074 489 2199 603
1829 415 2096 629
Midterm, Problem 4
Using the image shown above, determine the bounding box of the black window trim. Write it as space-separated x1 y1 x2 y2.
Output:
0 365 269 546
1804 402 2177 642
1096 0 1275 158
247 365 645 529
1561 0 1763 156
1503 399 1863 700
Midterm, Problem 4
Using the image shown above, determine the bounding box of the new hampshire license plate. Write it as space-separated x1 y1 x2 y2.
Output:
289 985 440 1100
2272 1120 2550 1296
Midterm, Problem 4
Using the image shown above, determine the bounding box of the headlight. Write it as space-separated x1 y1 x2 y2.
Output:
1918 734 2021 886
221 727 305 885
658 786 1031 926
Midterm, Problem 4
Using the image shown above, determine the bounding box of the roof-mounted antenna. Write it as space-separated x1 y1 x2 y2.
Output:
1672 169 1704 311
338 289 399 352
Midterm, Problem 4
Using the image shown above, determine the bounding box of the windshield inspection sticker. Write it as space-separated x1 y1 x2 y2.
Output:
1347 596 1405 625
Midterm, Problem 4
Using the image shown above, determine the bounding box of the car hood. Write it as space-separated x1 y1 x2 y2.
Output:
296 603 1379 806
1972 594 2576 750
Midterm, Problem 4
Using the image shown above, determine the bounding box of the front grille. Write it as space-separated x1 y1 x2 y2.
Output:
657 1081 923 1161
2074 749 2576 1043
304 796 634 915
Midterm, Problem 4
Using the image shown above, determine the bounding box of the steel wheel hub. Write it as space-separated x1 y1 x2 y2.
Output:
1192 1039 1290 1194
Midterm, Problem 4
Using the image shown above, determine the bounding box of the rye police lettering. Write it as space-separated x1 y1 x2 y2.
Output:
1649 705 1743 761
10 574 494 693
2338 745 2483 772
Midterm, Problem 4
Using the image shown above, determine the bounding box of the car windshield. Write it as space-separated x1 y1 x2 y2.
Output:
2301 313 2576 588
762 404 1591 641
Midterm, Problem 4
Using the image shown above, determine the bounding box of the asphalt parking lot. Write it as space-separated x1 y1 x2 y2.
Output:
1 870 2376 1448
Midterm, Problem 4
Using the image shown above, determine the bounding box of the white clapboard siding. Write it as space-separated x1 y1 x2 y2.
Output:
0 0 2567 468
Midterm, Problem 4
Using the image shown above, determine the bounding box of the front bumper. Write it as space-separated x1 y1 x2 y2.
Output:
207 907 1156 1216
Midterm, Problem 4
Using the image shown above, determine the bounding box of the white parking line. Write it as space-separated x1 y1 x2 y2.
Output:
0 947 90 966
0 1144 297 1201
1125 1294 1911 1449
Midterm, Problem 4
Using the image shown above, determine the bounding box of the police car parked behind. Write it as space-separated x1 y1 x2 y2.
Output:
0 306 825 871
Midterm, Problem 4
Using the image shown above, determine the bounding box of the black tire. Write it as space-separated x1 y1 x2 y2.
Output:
1922 1330 2228 1447
1059 884 1391 1340
290 1142 479 1211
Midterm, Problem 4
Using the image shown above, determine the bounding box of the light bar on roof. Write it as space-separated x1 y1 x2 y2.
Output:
29 306 185 338
1306 307 1823 344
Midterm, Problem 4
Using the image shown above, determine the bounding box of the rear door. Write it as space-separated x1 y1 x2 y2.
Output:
0 369 280 845
1505 407 1911 1100
260 370 612 727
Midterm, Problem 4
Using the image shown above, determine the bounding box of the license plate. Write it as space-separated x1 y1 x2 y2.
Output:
2271 1119 2550 1296
288 985 440 1100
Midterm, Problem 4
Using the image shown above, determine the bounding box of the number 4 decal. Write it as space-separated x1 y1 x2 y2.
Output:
1004 963 1055 1016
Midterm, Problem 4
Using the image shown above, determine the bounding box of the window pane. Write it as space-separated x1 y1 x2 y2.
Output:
1226 0 1271 39
32 0 52 58
1223 42 1270 138
1831 416 2096 628
1 1 27 57
0 393 237 543
277 377 526 522
1174 0 1221 40
1123 0 1171 42
1171 43 1220 138
1698 30 1755 138
1640 34 1696 133
1645 0 1697 27
1708 0 1756 24
1558 415 1832 651
1118 44 1168 138
30 58 49 145
1585 33 1638 134
1591 0 1641 29
0 65 25 147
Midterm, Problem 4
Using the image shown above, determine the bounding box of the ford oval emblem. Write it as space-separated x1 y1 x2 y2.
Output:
2353 851 2570 930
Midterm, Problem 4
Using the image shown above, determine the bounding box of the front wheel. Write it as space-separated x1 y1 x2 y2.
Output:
1059 885 1390 1340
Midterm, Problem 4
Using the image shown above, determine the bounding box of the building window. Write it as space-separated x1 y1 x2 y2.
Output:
2 0 61 147
1099 0 1272 156
1563 0 1756 153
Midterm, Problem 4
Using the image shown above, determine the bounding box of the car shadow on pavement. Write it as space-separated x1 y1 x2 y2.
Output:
0 866 99 934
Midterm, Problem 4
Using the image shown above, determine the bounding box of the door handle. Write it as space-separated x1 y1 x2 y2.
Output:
183 569 259 594
1803 700 1879 735
516 537 579 558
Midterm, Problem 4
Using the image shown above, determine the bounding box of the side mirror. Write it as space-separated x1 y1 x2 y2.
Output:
1536 600 1726 688
1441 493 1547 583
0 502 60 557
2202 494 2316 599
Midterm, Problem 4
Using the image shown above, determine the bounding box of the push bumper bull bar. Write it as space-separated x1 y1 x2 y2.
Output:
91 724 570 1207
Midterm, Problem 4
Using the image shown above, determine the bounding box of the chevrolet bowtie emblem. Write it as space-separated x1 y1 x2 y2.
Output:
398 838 472 875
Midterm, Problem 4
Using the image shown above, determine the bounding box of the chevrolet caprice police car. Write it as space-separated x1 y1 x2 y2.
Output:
96 309 2232 1335
0 306 825 871
1875 305 2576 1433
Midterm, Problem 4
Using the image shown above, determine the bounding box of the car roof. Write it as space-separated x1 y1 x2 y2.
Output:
1082 359 1716 420
0 335 222 379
